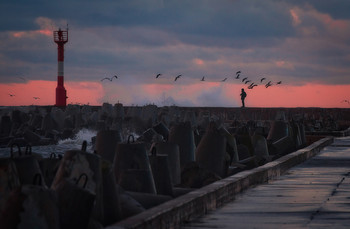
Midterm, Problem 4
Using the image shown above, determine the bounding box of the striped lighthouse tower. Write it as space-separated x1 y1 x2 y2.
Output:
53 28 68 107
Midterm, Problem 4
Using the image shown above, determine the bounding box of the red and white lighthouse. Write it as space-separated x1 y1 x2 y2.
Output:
53 28 68 107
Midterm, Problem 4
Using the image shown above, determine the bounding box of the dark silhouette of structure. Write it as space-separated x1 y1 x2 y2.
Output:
240 88 247 107
54 27 68 107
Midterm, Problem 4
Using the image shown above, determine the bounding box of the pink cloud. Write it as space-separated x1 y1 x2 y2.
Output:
290 8 301 26
193 58 205 66
290 6 350 41
274 60 295 70
10 17 64 39
11 29 52 38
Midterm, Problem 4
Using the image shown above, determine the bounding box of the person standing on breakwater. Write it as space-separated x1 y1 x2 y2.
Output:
240 88 247 108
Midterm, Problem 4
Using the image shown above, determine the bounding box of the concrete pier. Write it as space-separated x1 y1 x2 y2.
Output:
182 136 350 229
109 137 334 228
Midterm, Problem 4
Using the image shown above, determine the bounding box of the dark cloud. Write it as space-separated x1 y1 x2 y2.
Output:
291 0 350 20
0 0 350 86
1 1 294 39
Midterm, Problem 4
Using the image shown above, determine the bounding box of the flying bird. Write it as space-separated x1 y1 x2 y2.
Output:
245 80 251 84
260 77 266 83
242 77 248 82
265 81 272 88
101 77 112 82
201 76 205 81
8 94 15 97
156 73 162 78
248 83 258 89
276 81 282 85
33 97 40 100
174 74 182 81
221 78 227 82
101 75 118 82
17 76 26 81
235 71 241 79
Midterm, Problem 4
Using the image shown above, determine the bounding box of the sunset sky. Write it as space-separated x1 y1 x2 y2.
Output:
1 0 350 108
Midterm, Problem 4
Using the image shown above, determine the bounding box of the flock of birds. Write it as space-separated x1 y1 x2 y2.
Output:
100 70 282 90
8 94 40 100
6 76 40 101
6 72 349 106
231 71 282 89
97 72 350 106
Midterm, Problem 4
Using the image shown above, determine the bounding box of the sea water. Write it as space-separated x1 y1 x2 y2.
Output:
0 128 97 158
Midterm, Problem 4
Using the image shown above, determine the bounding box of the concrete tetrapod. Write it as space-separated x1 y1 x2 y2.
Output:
168 121 196 170
154 142 181 185
267 120 295 156
38 153 61 187
219 127 239 164
0 158 21 212
53 177 95 229
153 122 169 141
195 123 228 178
51 150 104 223
0 185 60 229
101 160 122 226
12 146 46 187
114 135 156 194
95 130 123 163
251 134 270 164
148 147 173 196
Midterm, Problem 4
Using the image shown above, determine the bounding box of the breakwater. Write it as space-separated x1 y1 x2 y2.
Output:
0 104 349 228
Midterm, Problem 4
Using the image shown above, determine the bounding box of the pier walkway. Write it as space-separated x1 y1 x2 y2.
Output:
182 137 350 229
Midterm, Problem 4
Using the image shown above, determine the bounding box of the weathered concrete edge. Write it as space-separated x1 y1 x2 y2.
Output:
109 136 334 229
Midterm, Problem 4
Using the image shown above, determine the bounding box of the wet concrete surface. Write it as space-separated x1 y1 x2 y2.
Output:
182 137 350 229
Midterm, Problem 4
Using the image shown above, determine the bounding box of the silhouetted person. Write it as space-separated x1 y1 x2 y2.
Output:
240 88 247 107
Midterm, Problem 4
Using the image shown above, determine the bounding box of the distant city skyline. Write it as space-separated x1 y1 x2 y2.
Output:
1 1 350 107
